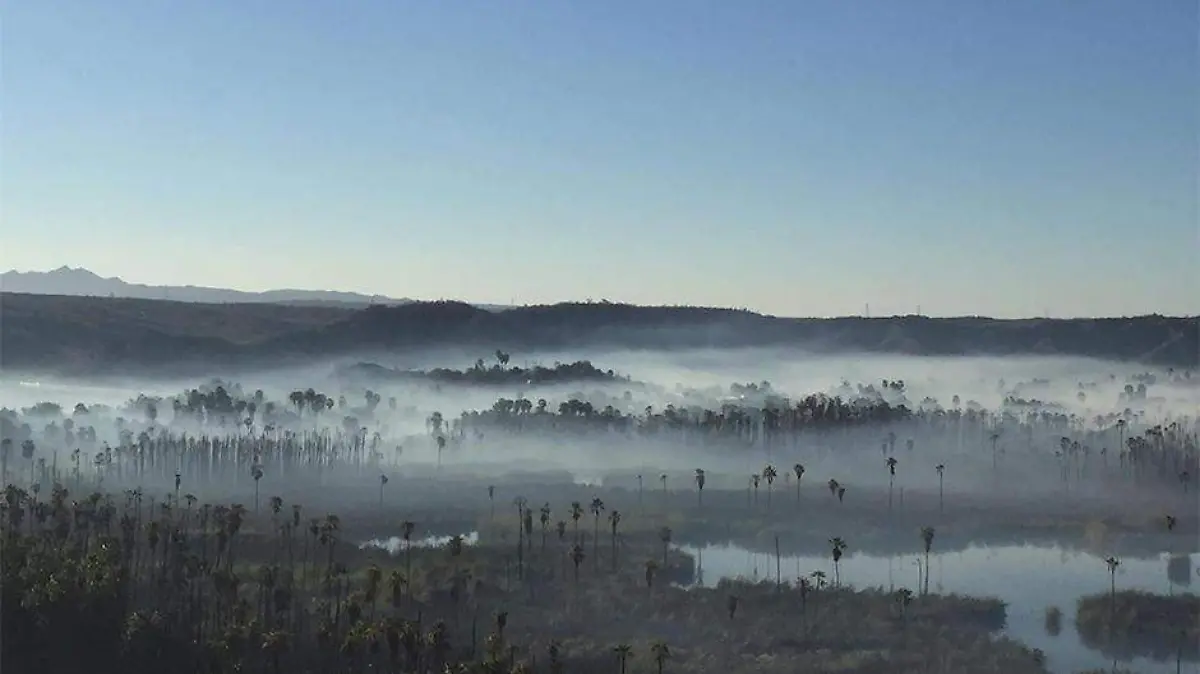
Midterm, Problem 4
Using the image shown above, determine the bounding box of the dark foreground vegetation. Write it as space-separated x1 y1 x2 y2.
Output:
2 481 1055 674
2 292 1196 374
1074 590 1200 664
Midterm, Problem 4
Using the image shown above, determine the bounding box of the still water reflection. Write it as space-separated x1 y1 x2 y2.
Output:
679 542 1196 674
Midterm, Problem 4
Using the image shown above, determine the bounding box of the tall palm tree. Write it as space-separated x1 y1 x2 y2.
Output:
793 463 805 506
920 527 935 595
590 497 605 568
644 560 658 589
378 473 388 507
886 457 897 511
608 510 622 571
829 537 847 587
659 526 673 566
388 569 405 609
539 503 551 551
401 520 416 598
935 464 945 513
651 640 671 674
613 643 633 674
694 469 706 507
1104 556 1120 615
513 496 528 557
252 464 265 513
570 501 583 543
762 465 777 508
570 544 585 582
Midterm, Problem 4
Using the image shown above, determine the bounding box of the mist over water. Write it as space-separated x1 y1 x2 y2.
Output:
3 347 1197 673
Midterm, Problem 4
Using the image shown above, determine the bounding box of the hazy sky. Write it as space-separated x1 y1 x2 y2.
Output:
4 1 1197 318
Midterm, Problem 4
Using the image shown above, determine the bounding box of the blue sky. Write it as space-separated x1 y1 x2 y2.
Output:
4 1 1196 318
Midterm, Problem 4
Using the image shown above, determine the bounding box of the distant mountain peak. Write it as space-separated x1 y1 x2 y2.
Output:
0 266 409 307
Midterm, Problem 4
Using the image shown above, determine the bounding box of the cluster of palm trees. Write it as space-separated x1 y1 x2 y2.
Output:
2 476 694 674
347 358 630 389
460 393 913 443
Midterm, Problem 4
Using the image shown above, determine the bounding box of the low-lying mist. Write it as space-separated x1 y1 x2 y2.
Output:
2 348 1194 517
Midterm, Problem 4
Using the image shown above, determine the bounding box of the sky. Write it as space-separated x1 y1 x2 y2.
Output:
3 1 1197 318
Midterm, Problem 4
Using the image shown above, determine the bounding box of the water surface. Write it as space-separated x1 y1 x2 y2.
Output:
680 542 1197 674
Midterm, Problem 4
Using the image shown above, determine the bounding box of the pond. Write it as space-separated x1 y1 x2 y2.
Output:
678 542 1197 674
360 531 480 554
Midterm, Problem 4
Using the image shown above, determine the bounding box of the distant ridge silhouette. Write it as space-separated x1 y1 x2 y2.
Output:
0 266 409 307
1 291 1195 376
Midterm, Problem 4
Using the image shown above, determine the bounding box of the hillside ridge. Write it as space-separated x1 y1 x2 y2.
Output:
1 292 1195 375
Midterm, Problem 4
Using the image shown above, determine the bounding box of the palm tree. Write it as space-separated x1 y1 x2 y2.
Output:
651 640 671 674
694 469 706 507
613 643 633 674
570 544 585 582
886 457 897 511
763 464 777 508
401 520 416 598
539 503 551 551
570 501 583 543
935 464 945 513
1104 555 1120 615
378 473 388 507
829 537 847 586
488 484 495 520
608 510 622 571
589 497 605 568
659 526 672 566
920 527 935 595
827 478 839 497
793 463 805 505
252 464 264 513
895 588 914 626
388 569 405 609
365 563 382 618
659 473 668 501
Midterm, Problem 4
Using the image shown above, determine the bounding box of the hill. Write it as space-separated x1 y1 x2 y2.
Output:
0 292 1195 375
1 266 407 306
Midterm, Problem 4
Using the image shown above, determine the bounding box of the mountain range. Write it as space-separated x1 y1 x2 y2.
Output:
0 266 412 307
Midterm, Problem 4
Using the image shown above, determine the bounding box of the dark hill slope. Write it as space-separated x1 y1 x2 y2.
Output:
1 293 1195 375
